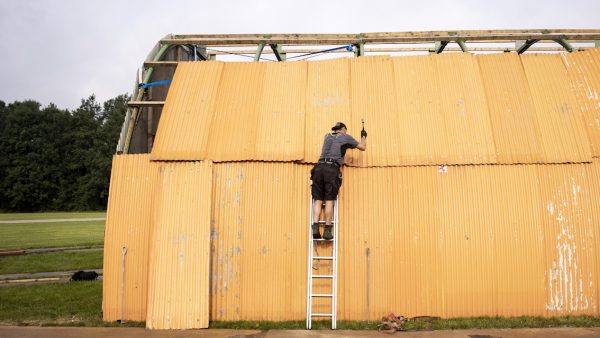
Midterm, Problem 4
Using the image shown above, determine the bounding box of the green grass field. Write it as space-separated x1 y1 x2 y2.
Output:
0 281 142 327
0 250 103 275
0 212 106 221
0 221 104 249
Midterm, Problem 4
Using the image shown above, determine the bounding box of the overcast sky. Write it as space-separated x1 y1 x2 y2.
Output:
0 0 599 109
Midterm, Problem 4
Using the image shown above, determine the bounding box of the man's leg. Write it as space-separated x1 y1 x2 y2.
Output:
312 200 323 224
324 200 335 225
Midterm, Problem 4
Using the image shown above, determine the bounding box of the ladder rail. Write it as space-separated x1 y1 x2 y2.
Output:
306 192 314 329
332 197 339 329
306 194 339 330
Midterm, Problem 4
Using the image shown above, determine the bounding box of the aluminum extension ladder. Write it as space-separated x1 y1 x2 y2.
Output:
306 196 339 330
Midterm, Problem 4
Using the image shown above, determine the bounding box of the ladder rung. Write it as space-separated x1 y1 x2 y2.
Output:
313 238 334 242
312 294 333 297
312 275 333 278
311 313 333 317
313 256 334 260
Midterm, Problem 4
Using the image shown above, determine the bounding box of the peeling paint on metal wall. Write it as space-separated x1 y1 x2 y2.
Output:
150 62 224 160
103 154 159 321
146 161 212 329
563 49 600 157
104 156 600 322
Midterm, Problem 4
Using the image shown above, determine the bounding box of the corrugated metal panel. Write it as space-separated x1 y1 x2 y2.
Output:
149 52 599 165
478 53 544 163
206 62 266 161
254 61 307 161
146 161 213 329
521 54 592 163
346 56 401 167
206 161 600 320
103 154 159 321
104 157 600 322
304 58 352 163
563 48 600 157
339 161 600 319
210 162 309 320
150 62 224 161
384 53 497 166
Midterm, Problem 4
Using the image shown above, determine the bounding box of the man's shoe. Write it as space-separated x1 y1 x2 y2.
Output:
323 225 333 240
312 223 322 239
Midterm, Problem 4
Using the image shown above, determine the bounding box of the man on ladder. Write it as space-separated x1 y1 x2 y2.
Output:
311 122 367 240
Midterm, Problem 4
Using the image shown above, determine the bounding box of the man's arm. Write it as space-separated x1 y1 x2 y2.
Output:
356 136 366 151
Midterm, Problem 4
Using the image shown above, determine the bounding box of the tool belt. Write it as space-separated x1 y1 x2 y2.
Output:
317 158 340 167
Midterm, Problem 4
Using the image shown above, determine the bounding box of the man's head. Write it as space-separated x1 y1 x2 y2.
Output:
331 122 347 134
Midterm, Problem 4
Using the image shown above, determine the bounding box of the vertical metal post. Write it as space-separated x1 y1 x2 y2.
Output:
120 246 128 323
366 247 370 323
123 43 170 154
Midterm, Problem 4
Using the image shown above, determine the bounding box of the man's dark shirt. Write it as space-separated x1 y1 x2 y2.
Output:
319 132 359 166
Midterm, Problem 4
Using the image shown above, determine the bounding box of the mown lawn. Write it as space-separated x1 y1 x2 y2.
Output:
0 212 106 221
0 250 103 275
0 281 599 329
0 221 104 249
0 281 142 327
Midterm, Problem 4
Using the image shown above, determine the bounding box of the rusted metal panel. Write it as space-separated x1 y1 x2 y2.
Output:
563 48 600 157
103 154 159 321
521 53 592 163
146 161 213 329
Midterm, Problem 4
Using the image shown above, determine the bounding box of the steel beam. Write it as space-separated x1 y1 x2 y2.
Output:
254 42 265 61
434 41 449 54
354 42 364 57
269 44 286 61
516 39 540 54
554 38 574 52
457 39 468 53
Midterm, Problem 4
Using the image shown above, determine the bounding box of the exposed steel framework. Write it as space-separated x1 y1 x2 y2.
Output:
118 29 600 154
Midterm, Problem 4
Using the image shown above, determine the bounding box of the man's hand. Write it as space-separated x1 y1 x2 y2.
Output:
361 129 367 138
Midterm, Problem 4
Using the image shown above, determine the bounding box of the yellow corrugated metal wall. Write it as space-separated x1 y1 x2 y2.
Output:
105 157 600 322
150 49 600 165
150 62 223 160
339 162 600 319
103 154 159 321
521 54 592 162
146 161 212 329
105 49 600 325
210 162 309 320
564 49 600 157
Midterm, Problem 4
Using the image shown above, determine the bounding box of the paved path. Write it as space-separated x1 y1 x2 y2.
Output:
0 217 105 224
1 327 600 338
0 269 103 286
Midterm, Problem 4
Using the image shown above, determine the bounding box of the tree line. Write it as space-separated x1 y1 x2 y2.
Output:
0 94 129 212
